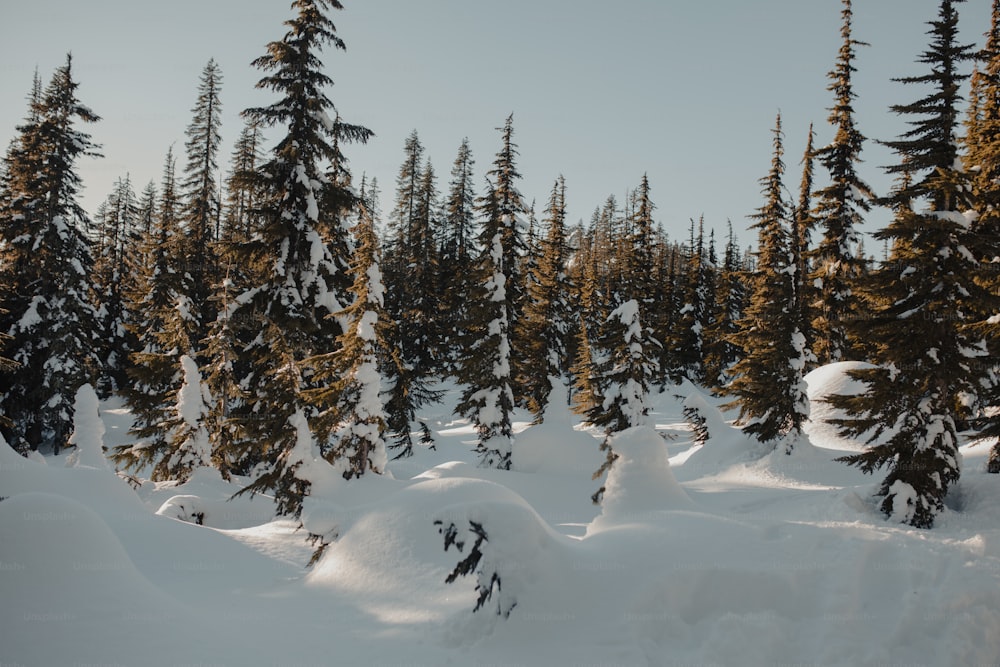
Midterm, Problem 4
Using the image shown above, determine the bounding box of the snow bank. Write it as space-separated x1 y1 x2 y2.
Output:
511 382 603 475
804 361 877 451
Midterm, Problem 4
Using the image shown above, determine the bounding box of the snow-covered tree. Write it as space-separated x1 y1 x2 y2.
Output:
831 0 989 528
309 203 388 479
810 0 876 364
0 55 103 455
964 0 1000 472
579 299 660 503
438 138 477 370
518 176 575 420
180 58 224 343
228 0 372 517
726 114 810 451
456 188 516 470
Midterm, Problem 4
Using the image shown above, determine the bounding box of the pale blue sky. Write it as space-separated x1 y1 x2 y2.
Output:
0 0 993 248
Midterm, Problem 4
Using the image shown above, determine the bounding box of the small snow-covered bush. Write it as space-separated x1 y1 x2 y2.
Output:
434 519 515 618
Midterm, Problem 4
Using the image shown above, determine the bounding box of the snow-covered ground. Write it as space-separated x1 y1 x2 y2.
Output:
2 364 1000 666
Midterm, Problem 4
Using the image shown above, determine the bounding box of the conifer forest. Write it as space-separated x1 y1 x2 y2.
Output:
2 1 1000 665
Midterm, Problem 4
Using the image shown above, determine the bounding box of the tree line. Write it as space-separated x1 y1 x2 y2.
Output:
1 0 998 529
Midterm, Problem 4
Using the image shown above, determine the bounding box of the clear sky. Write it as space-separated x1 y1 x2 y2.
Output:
0 0 993 249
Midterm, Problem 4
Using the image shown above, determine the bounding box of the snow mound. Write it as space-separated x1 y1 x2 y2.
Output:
804 361 876 451
591 426 694 532
0 492 196 666
512 384 603 475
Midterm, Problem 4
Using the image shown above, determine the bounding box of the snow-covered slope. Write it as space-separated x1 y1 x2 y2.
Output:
2 371 999 666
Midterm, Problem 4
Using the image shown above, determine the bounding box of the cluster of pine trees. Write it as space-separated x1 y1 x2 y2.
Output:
1 0 998 529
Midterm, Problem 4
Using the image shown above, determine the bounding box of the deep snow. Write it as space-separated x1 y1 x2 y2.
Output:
2 364 1000 666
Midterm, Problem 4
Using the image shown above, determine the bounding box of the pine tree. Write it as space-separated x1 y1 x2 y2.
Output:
0 56 103 455
703 222 747 392
726 114 810 450
221 117 266 244
92 174 140 395
518 176 575 420
792 124 819 365
832 0 988 527
964 0 1000 471
579 299 660 503
228 0 373 517
180 59 224 344
113 149 200 480
439 138 477 370
455 187 516 469
810 0 876 364
672 216 712 383
308 202 388 479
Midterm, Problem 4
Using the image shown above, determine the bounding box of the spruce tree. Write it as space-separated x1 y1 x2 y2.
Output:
308 202 389 479
579 299 660 503
672 216 712 384
518 176 575 420
793 125 819 365
228 0 372 517
810 0 876 364
439 138 477 370
0 56 103 454
702 222 747 392
726 115 810 451
964 0 1000 471
455 186 516 469
180 59 224 344
113 149 200 480
91 174 140 395
832 0 989 527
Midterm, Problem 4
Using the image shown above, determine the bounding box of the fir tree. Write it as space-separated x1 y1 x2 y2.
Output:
113 149 200 480
439 138 477 370
518 176 575 420
726 115 810 451
964 0 1000 471
832 0 988 528
228 0 372 517
180 58 224 344
308 202 389 479
578 299 660 503
0 55 103 454
672 216 712 384
455 186 515 469
793 124 819 364
810 0 875 364
703 222 747 392
91 174 140 395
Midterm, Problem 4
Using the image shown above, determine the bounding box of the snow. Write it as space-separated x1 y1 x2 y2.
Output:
3 375 1000 666
65 384 108 469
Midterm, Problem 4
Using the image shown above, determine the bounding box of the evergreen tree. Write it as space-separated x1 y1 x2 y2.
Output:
578 299 660 503
518 176 575 420
92 174 141 395
221 117 266 244
308 202 389 478
439 138 477 370
832 0 989 528
180 59 224 343
793 124 819 364
113 149 200 480
703 222 747 392
455 186 516 469
810 0 875 364
228 0 372 517
382 135 443 456
672 216 712 383
726 115 810 450
964 0 1000 471
0 56 103 454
